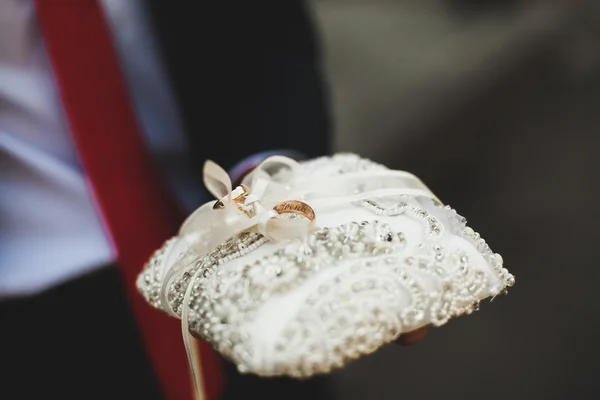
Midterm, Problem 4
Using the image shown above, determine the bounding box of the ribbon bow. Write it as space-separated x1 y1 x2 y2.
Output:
178 156 314 257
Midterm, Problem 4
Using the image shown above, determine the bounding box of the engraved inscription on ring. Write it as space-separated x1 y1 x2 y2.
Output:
273 200 316 221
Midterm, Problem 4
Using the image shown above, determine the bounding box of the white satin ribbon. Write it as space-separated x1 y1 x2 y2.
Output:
160 155 440 400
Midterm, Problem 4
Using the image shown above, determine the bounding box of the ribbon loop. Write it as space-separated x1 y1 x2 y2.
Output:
202 160 232 202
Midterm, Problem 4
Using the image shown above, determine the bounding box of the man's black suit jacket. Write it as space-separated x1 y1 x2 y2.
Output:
145 1 332 174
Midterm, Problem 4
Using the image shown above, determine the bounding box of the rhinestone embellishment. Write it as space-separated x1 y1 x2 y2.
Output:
136 153 514 378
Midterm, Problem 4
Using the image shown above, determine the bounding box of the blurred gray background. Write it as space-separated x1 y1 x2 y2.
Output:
309 0 600 399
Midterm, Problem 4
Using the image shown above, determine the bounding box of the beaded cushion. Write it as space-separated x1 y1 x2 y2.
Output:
137 153 514 378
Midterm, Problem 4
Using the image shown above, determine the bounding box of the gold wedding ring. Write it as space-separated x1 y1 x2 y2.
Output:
213 184 250 209
273 200 316 222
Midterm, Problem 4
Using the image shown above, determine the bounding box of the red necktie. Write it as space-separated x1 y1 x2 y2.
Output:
35 1 222 398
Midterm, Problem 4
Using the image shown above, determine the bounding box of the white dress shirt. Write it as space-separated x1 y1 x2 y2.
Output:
0 0 204 297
